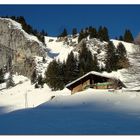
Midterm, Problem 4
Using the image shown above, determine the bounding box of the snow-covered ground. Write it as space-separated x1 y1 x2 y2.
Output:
1 89 140 134
0 75 70 115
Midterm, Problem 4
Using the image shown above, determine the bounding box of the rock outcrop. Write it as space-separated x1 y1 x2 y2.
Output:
0 18 47 78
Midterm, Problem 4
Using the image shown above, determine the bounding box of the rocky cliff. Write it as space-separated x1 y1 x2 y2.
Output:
0 18 47 78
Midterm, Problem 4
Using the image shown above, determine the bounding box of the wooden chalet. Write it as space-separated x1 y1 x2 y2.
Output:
65 71 126 94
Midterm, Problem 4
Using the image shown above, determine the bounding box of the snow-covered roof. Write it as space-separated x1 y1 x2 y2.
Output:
65 71 118 88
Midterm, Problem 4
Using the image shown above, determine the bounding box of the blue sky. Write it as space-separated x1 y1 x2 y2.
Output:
0 5 140 38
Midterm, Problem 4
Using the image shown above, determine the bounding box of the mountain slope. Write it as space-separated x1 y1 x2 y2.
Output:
45 35 140 89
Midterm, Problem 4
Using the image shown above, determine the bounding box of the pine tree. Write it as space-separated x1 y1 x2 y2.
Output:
78 32 84 43
41 30 45 36
105 41 118 72
88 26 93 33
37 75 44 88
116 42 129 69
0 68 4 84
123 29 134 43
65 52 79 84
6 72 15 88
98 26 103 41
78 29 85 43
72 28 77 37
59 28 68 37
119 35 123 41
89 27 97 39
97 26 109 41
31 69 37 84
93 55 100 72
45 60 65 90
116 42 127 59
102 27 109 41
79 42 99 76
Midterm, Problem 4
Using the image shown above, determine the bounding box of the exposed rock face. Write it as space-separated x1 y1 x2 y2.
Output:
0 18 47 78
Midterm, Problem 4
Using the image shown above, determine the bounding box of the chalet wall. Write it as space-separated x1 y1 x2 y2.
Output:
83 79 90 89
72 84 83 94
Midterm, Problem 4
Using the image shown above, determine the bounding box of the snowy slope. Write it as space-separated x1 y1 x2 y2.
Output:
45 36 77 62
34 36 79 76
111 39 139 54
0 74 71 115
1 89 140 134
111 39 140 88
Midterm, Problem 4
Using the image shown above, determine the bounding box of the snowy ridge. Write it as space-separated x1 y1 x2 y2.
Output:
0 18 46 49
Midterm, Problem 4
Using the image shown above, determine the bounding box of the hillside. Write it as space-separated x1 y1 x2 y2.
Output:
44 35 140 88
